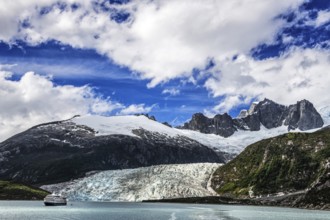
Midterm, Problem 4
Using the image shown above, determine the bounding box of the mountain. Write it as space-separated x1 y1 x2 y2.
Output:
181 99 324 137
211 125 330 209
0 115 223 185
41 163 220 201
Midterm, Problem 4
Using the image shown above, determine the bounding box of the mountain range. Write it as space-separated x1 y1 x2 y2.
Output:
181 99 323 137
0 98 328 210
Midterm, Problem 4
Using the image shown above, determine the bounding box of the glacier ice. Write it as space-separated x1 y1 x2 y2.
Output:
41 163 222 202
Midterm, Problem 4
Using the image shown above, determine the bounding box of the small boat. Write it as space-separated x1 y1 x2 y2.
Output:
44 194 67 206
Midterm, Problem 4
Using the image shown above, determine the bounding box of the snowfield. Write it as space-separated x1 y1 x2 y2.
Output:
72 115 320 155
41 163 222 202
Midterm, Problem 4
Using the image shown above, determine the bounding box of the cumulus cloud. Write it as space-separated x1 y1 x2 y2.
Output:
1 0 329 120
0 0 304 86
0 70 125 141
204 47 330 113
162 88 180 96
118 103 156 115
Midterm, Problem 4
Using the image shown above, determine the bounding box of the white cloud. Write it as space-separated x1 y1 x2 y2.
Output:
209 95 252 115
204 47 330 113
162 88 180 96
0 70 124 141
304 9 330 27
1 0 328 121
118 104 156 115
315 10 330 27
0 0 304 87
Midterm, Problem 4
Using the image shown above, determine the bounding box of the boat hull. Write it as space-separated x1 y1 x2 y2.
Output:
44 202 67 206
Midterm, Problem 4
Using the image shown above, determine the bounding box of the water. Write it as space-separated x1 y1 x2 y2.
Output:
0 201 329 220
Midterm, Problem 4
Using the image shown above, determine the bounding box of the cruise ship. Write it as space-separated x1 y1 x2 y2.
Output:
44 194 67 206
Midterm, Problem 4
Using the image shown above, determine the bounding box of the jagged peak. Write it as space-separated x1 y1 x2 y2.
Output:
237 109 248 119
192 112 207 118
183 98 323 137
134 113 156 121
214 112 231 118
258 98 283 106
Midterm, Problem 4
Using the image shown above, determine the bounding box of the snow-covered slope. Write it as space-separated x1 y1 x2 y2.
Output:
41 163 221 202
72 115 180 138
72 115 319 156
319 106 330 126
178 125 290 155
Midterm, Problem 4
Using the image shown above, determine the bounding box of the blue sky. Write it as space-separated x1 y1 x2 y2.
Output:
0 0 329 140
0 40 218 124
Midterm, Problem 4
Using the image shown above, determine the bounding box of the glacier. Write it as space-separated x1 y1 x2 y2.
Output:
41 163 222 202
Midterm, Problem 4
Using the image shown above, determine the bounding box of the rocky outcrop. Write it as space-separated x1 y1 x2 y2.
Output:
284 100 324 131
213 113 236 137
253 99 287 128
0 120 224 185
181 99 324 137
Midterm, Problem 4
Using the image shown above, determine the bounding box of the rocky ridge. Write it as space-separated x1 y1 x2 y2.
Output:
181 99 324 137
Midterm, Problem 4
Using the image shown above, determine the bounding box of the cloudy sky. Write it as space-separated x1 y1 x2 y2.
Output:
0 0 329 141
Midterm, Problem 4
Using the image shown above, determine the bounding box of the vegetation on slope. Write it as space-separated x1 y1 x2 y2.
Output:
0 180 49 200
211 126 330 202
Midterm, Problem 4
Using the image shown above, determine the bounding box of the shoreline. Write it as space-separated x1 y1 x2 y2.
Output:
0 198 328 211
142 196 330 211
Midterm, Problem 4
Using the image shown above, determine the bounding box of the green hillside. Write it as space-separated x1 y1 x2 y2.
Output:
0 180 49 200
211 126 330 208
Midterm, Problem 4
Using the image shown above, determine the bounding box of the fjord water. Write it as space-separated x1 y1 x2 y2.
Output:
0 201 329 220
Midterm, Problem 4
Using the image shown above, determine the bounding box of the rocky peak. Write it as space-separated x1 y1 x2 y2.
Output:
253 98 287 129
248 102 258 115
237 109 248 119
213 113 236 137
135 113 156 121
284 99 324 131
183 113 212 133
181 99 324 137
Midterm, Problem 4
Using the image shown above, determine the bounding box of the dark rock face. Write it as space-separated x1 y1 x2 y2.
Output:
0 121 223 185
242 114 261 131
162 122 172 127
284 100 324 131
184 113 212 133
182 99 324 137
212 113 236 137
182 113 236 137
253 99 287 129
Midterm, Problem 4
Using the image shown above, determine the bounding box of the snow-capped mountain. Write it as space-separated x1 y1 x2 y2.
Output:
0 115 223 185
70 114 308 158
41 163 221 201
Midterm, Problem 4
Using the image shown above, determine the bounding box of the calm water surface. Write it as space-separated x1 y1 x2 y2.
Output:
0 201 329 220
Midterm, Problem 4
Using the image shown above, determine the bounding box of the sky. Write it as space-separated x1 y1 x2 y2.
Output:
0 0 329 141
